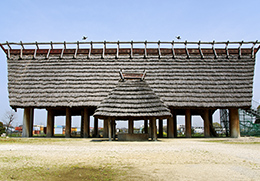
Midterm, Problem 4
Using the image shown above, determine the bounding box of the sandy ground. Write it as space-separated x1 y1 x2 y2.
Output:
1 137 260 181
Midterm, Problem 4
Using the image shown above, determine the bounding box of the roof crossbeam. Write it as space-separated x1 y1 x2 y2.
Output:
251 40 258 59
19 41 23 59
171 41 175 59
1 40 259 59
238 41 243 59
60 41 66 59
225 41 229 59
33 41 39 59
116 41 119 59
198 41 204 59
74 41 79 59
144 40 147 59
184 41 190 59
158 41 161 59
212 40 218 59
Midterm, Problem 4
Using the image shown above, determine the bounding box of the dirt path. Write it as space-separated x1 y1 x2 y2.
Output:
1 137 260 180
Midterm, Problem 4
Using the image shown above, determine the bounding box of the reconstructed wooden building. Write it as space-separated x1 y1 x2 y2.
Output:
1 40 259 140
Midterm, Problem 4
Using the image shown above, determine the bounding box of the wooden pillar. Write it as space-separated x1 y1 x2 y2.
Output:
29 109 34 137
185 109 192 138
22 108 34 137
128 119 133 134
158 119 163 138
80 110 84 138
149 119 153 140
113 120 116 141
167 118 174 138
203 109 210 138
83 108 90 138
168 109 177 138
65 108 71 138
103 118 108 138
229 108 240 138
173 111 177 138
152 118 157 141
144 120 148 134
94 117 99 138
108 119 112 141
209 110 213 126
46 109 54 137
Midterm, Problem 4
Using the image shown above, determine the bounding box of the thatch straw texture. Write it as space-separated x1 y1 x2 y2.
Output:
93 79 172 119
7 54 255 109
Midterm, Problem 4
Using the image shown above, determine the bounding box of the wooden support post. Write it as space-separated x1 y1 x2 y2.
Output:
94 117 99 138
185 109 192 138
229 108 240 138
103 118 108 138
22 108 34 137
128 119 133 134
209 110 213 135
28 108 34 137
113 120 116 141
83 108 90 138
144 120 148 134
203 109 210 138
167 118 172 138
46 109 54 137
149 119 153 140
65 108 71 138
80 110 84 138
173 111 177 138
158 119 163 138
168 109 176 138
108 119 112 141
152 118 157 141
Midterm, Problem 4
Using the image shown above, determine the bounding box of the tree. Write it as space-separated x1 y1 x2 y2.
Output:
2 110 16 136
213 122 222 128
0 122 5 135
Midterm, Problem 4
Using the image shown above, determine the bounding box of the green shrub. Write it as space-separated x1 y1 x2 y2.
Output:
0 122 6 135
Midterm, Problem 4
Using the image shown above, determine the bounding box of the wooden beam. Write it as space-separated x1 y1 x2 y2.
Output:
94 117 99 138
144 120 148 134
65 108 71 138
46 109 54 137
128 119 134 134
108 119 112 141
149 119 153 140
112 119 116 141
80 110 84 138
158 119 163 138
22 108 34 137
83 108 90 138
185 109 192 138
173 111 177 138
203 109 210 138
152 118 157 141
168 109 177 138
229 108 240 138
103 118 108 138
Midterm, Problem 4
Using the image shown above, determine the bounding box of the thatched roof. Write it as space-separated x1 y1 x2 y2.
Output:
5 43 257 110
93 75 172 119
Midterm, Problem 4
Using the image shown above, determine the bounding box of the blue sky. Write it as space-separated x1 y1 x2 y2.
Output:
0 0 259 127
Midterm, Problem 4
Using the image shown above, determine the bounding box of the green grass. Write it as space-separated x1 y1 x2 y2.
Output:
0 164 124 181
0 137 82 144
204 140 260 144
